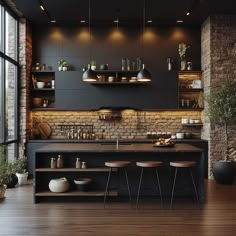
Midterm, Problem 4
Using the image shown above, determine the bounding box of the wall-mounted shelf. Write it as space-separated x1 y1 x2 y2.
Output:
182 123 203 127
35 167 117 172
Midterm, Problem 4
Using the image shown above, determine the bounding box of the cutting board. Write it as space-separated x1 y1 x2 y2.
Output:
38 122 51 139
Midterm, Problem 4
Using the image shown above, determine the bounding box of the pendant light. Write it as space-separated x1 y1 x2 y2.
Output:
82 0 97 82
137 0 152 82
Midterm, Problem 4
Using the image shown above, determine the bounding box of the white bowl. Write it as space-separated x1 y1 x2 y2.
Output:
74 178 92 185
37 82 45 88
49 178 70 193
176 133 184 139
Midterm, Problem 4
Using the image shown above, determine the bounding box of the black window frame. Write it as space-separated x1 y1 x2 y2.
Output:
0 0 19 160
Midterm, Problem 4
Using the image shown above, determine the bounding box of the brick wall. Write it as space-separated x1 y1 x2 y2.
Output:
31 110 202 139
201 15 236 178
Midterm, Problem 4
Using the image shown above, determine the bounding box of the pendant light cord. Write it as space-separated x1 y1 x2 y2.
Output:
142 0 145 61
89 0 91 65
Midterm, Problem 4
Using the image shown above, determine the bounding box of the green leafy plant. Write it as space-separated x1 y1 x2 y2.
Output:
57 58 66 67
90 60 96 66
178 43 190 60
14 157 27 174
206 79 236 160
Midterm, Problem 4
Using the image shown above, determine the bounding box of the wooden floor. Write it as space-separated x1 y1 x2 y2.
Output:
0 180 236 236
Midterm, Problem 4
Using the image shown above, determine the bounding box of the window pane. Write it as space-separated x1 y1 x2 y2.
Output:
5 61 17 141
6 143 17 161
0 58 3 143
5 11 17 60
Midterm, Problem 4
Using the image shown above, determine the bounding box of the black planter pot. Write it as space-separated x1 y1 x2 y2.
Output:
6 174 18 188
213 161 236 185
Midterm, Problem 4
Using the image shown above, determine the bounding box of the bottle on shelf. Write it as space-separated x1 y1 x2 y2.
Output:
57 155 63 168
50 157 56 169
75 157 81 169
81 162 87 169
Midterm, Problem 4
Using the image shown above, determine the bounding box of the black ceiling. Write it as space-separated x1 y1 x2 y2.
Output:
14 0 236 26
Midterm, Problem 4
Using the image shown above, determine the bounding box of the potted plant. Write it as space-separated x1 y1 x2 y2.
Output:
0 159 8 198
206 79 236 184
62 62 69 71
15 157 28 186
178 43 190 71
90 60 96 70
57 58 67 71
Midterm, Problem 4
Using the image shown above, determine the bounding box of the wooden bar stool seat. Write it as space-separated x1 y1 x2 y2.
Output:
136 161 163 208
104 161 132 208
170 161 199 208
105 161 131 168
136 161 162 168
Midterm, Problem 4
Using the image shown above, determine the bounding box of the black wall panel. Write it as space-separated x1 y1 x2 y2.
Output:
33 26 200 110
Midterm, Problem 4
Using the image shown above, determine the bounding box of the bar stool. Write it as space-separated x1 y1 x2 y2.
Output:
104 161 132 208
169 161 199 208
136 161 163 208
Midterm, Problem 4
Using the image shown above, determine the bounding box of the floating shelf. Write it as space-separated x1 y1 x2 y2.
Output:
35 191 118 197
182 123 203 127
87 81 149 85
35 167 117 172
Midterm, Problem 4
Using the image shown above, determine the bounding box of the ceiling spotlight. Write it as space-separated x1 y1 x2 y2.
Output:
147 20 152 23
114 19 119 23
40 5 44 11
50 20 56 23
177 20 183 23
186 12 190 16
80 20 86 23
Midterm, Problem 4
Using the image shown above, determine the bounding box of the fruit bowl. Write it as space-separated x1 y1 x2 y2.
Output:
153 138 175 147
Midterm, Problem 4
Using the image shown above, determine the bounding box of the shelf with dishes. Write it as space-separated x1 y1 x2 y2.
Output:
84 70 150 84
31 71 55 109
178 71 204 110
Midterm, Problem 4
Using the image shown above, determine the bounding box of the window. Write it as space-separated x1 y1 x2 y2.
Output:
0 1 19 161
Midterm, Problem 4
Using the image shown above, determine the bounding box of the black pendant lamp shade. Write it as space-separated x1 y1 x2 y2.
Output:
82 64 97 81
137 64 152 82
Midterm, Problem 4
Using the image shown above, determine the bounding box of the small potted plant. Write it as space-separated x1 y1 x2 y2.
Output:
15 157 28 186
178 43 190 71
206 79 236 184
90 60 96 70
62 61 69 71
57 58 66 71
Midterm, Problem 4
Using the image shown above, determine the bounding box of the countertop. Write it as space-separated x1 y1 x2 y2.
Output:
35 143 203 153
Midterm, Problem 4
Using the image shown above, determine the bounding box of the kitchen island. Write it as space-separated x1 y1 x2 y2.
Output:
34 143 205 203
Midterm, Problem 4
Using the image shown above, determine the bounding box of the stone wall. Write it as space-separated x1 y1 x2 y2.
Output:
31 110 202 140
201 15 236 178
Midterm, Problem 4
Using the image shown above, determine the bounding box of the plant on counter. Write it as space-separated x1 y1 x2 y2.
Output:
57 58 69 71
206 79 236 184
90 60 96 70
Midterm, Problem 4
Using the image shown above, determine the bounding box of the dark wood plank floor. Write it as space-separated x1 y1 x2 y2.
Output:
0 180 236 236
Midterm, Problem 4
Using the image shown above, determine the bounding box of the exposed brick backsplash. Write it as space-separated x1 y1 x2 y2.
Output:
31 110 202 139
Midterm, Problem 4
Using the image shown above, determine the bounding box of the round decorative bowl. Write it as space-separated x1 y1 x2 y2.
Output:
74 178 92 192
32 98 42 107
49 178 70 193
36 81 45 88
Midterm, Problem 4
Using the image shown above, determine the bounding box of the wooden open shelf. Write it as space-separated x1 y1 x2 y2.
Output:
35 167 117 172
182 123 203 127
35 191 118 197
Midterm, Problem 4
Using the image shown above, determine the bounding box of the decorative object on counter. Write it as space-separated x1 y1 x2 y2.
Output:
49 177 70 193
126 58 130 71
81 162 87 169
136 57 142 70
176 132 184 139
191 79 202 88
51 79 55 89
50 158 57 169
206 79 236 185
56 155 63 168
74 178 92 191
38 122 51 139
153 138 175 147
121 57 126 71
35 62 41 71
187 61 192 71
100 64 108 70
90 60 96 70
75 157 81 169
178 43 190 71
108 76 115 82
98 110 122 121
41 64 46 70
181 118 189 124
167 57 174 71
42 99 49 108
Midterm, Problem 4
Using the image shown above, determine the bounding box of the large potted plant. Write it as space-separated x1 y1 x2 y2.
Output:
0 160 8 199
206 79 236 184
15 157 28 186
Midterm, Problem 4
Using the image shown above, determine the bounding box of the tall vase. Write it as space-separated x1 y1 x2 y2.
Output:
180 59 187 71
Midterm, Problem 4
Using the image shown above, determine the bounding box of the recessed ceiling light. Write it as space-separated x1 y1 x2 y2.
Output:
114 20 119 23
177 20 183 23
40 5 44 11
80 20 86 23
186 12 190 16
50 20 56 23
147 20 152 23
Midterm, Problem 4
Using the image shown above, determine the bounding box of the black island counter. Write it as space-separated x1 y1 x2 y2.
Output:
33 143 205 204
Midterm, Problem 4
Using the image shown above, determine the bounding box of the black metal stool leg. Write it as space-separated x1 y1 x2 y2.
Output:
104 167 112 208
136 167 144 208
155 168 163 205
189 169 199 205
170 168 178 209
124 168 132 203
